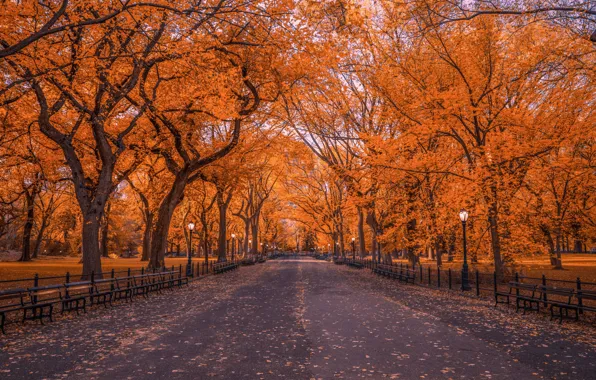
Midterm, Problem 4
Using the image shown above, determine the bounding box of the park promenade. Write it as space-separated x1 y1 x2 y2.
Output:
1 257 595 379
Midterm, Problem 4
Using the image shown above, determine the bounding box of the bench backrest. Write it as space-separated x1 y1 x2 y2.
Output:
64 281 93 298
508 282 536 296
28 285 63 304
0 288 28 310
577 289 596 300
115 276 135 289
538 286 574 303
92 278 116 292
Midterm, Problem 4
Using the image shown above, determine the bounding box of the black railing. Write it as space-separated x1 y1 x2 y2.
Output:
348 258 596 316
0 260 233 291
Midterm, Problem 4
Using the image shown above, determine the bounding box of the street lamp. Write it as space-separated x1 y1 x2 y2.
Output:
231 233 236 262
459 209 471 291
187 222 195 277
351 237 356 262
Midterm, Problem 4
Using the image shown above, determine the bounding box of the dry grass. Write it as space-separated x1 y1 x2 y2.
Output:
366 254 596 284
0 256 216 289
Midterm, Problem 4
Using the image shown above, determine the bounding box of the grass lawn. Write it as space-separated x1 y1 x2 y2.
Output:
366 253 596 284
0 256 217 289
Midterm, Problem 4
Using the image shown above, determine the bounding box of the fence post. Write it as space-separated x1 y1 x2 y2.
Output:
475 270 480 296
65 271 70 284
515 272 519 296
91 271 95 285
428 267 431 286
448 268 452 290
542 274 547 307
141 267 145 275
437 269 441 288
127 268 131 289
33 273 39 303
111 268 115 291
577 277 583 314
179 264 182 277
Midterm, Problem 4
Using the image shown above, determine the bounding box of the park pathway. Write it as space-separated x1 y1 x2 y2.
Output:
1 257 596 379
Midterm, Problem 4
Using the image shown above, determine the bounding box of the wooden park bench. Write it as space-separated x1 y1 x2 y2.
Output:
159 271 176 291
176 271 189 287
347 260 364 269
25 285 63 325
90 278 115 307
114 276 134 303
544 287 596 324
577 289 596 318
213 262 238 274
0 288 27 334
132 274 152 298
145 273 165 294
537 285 577 323
335 258 345 265
373 264 394 278
495 282 540 314
399 268 417 284
62 281 90 314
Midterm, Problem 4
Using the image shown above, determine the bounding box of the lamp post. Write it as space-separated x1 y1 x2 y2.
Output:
351 237 356 262
187 222 195 277
231 233 236 262
459 209 471 291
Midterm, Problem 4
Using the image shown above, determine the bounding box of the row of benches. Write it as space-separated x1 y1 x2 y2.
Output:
496 282 596 323
346 260 364 269
367 263 596 324
0 271 188 334
373 264 416 284
213 262 240 274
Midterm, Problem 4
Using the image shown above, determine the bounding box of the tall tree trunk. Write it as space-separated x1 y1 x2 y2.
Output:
338 209 345 258
250 208 261 255
366 210 378 262
100 203 111 258
488 202 504 276
32 217 48 259
81 212 103 279
19 191 35 262
357 206 365 258
141 212 152 261
243 219 250 256
435 235 443 267
217 200 228 262
149 172 188 269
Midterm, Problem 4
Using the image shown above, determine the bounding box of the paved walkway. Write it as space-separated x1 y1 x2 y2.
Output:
1 258 595 379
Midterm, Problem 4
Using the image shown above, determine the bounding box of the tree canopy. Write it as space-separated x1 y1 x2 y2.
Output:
1 0 594 277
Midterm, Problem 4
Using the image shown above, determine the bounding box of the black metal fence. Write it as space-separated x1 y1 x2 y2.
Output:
0 261 225 292
345 258 596 317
